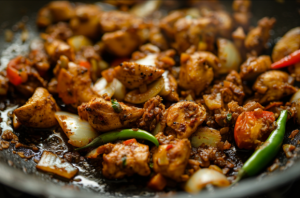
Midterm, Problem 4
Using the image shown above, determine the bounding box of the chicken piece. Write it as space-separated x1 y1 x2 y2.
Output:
193 51 221 76
179 52 214 95
47 1 75 22
114 62 164 89
149 27 169 51
240 55 272 80
232 0 251 13
28 49 50 75
102 30 141 57
57 62 96 107
44 39 75 62
137 96 165 131
152 133 191 181
165 101 206 139
253 71 297 104
14 87 60 128
78 97 144 132
211 70 245 105
160 11 185 39
232 27 246 59
36 7 53 28
99 11 143 33
272 27 300 62
245 17 276 56
87 139 150 179
173 17 218 53
69 4 101 39
45 22 73 41
0 74 9 95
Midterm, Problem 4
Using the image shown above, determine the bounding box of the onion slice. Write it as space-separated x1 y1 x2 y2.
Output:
185 168 230 193
290 90 300 123
190 127 221 148
93 77 116 97
36 151 78 179
55 111 98 147
124 77 164 104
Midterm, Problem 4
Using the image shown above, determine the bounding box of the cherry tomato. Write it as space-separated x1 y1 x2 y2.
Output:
234 111 275 150
6 56 28 86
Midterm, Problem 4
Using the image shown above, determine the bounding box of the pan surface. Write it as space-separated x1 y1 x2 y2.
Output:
0 1 300 198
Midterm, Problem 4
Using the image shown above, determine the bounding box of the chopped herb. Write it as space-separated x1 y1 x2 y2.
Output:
149 163 153 169
122 156 127 167
288 111 292 116
226 113 232 122
111 99 123 113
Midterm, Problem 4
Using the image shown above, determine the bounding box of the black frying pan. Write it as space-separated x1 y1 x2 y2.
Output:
0 1 300 198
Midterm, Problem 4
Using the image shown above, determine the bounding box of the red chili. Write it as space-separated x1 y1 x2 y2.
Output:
271 49 300 69
79 60 91 70
123 139 137 145
166 145 173 150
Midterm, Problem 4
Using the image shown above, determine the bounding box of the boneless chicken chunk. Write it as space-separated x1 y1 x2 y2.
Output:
179 52 214 95
114 62 164 89
87 139 151 179
253 71 297 104
165 101 206 139
240 55 272 80
152 133 191 182
14 87 60 128
78 97 144 132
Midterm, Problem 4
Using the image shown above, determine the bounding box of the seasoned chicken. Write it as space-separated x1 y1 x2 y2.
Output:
44 39 75 62
232 0 251 13
87 139 150 179
165 101 206 139
272 27 300 62
137 96 165 132
114 62 164 89
179 52 214 95
152 133 191 181
45 22 73 41
78 96 144 132
240 55 272 80
0 74 9 95
56 61 96 107
245 17 276 56
173 17 218 53
69 4 101 39
99 11 143 33
193 51 222 76
149 27 169 51
48 1 75 22
102 30 141 57
14 87 60 128
232 0 251 30
159 11 185 39
163 73 179 102
253 71 297 104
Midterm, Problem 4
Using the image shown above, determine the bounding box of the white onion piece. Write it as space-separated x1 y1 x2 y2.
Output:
159 71 171 97
152 122 163 136
217 38 242 74
134 54 157 67
113 79 127 101
185 168 230 193
67 35 92 52
36 151 78 179
93 77 116 97
130 0 162 18
290 90 300 123
55 111 98 147
190 127 221 148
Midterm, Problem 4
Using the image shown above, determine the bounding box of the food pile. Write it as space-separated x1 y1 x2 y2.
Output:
0 0 300 194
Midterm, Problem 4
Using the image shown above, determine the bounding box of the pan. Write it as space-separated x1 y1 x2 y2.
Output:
0 1 300 198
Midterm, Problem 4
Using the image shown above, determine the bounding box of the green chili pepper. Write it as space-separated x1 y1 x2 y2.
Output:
226 113 232 122
75 129 159 151
111 99 122 113
235 110 288 182
122 156 127 167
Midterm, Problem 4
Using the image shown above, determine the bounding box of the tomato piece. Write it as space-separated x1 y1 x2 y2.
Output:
166 144 173 150
234 111 275 150
6 56 29 86
123 138 137 145
78 60 91 70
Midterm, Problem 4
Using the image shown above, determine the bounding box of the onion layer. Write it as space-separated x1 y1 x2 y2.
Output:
190 127 221 148
55 111 98 147
185 168 230 193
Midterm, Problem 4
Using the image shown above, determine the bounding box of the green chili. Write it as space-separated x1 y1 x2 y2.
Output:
75 129 159 151
226 113 232 122
111 99 122 113
122 156 127 167
235 110 288 182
